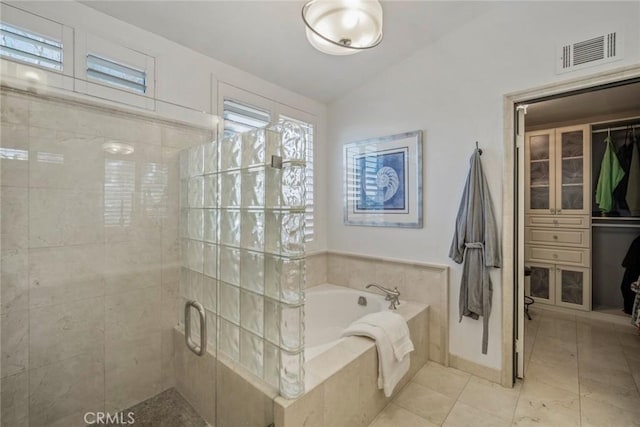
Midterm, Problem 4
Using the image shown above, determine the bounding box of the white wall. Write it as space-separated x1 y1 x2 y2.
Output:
327 1 640 370
2 0 329 251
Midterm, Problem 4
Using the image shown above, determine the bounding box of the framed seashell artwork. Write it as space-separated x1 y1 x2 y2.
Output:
343 130 423 228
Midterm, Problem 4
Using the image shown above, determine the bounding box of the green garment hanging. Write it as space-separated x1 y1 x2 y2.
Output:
596 136 625 213
626 140 640 215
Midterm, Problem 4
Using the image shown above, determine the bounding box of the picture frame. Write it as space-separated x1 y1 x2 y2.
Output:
343 130 423 228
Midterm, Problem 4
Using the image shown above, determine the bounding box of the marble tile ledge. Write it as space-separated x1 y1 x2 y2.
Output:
327 250 449 271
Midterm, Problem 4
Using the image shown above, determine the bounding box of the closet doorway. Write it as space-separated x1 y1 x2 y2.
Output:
513 78 640 382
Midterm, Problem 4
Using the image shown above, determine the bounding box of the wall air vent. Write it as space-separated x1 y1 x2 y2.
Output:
557 31 622 74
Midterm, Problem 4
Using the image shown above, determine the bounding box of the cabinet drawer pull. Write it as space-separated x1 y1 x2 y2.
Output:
553 253 558 259
553 220 559 225
553 235 558 240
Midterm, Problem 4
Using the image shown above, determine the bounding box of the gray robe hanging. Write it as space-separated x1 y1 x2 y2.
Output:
449 149 501 354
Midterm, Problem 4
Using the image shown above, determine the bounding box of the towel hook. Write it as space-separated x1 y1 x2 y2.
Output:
475 141 483 155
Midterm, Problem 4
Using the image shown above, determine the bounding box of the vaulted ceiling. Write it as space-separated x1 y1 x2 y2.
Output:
82 1 494 103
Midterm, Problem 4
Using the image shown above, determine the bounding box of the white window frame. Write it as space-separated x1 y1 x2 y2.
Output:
0 3 73 91
74 31 155 110
217 83 318 250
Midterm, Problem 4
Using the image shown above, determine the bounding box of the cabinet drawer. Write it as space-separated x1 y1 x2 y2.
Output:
526 215 589 229
525 227 590 248
525 245 590 267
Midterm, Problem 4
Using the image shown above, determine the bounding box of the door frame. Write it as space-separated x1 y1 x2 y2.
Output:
500 64 640 387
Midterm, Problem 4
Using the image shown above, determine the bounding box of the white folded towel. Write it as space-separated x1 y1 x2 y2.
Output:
342 311 414 397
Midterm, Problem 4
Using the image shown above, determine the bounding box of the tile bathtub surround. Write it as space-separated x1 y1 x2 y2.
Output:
0 88 213 426
305 251 328 288
326 251 449 365
274 301 429 427
367 308 640 427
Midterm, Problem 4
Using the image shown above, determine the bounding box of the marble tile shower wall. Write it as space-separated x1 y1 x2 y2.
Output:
178 123 307 400
0 89 212 427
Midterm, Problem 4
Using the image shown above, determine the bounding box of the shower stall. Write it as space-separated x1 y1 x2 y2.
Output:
0 84 306 427
176 122 307 425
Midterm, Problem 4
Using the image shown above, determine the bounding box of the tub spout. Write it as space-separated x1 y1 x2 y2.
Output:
365 283 400 309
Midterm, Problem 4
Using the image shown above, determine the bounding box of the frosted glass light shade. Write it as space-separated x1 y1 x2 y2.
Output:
302 0 383 55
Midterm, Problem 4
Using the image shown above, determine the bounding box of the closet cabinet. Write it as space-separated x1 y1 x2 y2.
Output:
525 263 591 309
527 263 554 304
525 124 592 311
525 125 591 216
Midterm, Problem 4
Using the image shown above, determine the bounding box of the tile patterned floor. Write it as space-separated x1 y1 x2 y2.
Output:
91 388 208 427
368 308 640 427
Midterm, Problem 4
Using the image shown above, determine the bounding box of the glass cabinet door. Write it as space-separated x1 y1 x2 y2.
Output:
555 265 590 311
525 130 555 213
555 125 590 215
526 263 555 304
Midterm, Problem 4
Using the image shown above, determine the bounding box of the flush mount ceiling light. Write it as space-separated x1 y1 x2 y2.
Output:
302 0 383 56
23 70 42 83
102 141 134 155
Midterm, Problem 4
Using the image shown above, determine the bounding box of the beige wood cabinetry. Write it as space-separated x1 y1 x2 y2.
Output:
525 125 591 311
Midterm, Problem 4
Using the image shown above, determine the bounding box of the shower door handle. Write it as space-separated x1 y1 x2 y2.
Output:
185 300 207 357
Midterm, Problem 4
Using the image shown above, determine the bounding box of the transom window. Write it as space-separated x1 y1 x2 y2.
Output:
0 22 63 71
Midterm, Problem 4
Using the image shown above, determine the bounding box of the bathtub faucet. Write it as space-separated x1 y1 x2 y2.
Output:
365 283 401 310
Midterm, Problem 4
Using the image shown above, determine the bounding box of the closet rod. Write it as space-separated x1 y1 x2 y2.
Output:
592 223 640 229
592 124 640 134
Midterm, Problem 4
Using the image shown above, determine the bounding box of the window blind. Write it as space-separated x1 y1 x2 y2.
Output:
0 22 62 71
87 54 147 94
222 99 271 138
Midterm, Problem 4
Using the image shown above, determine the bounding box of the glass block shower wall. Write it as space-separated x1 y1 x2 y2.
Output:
179 122 307 399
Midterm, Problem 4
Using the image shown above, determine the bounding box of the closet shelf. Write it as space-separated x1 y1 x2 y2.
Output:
592 216 640 221
592 223 640 229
